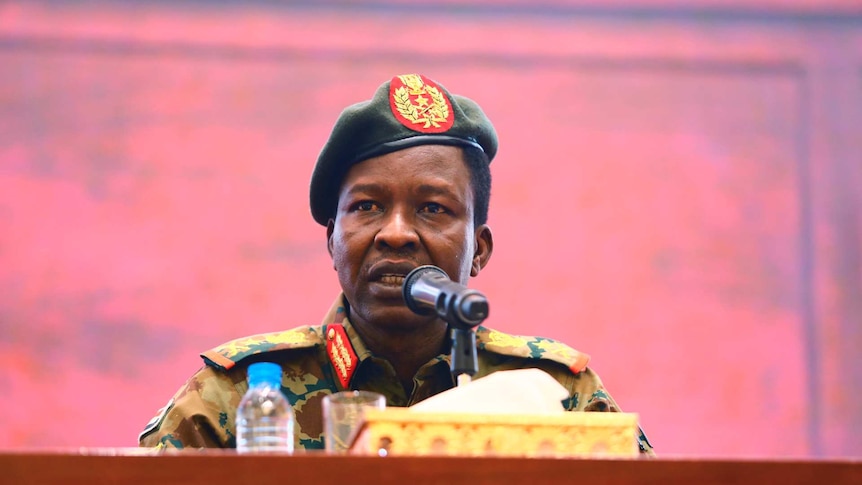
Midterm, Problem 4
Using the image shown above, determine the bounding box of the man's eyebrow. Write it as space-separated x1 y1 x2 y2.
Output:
415 183 459 198
344 183 385 195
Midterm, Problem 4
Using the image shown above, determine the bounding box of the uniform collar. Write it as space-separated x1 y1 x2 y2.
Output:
321 294 373 390
320 294 454 392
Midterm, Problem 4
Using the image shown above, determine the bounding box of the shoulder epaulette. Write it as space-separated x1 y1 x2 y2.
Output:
201 325 323 371
475 326 591 374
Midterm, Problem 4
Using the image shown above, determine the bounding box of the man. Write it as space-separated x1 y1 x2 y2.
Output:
139 73 654 455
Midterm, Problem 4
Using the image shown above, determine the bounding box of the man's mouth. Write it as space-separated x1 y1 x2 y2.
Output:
368 261 418 291
377 274 406 286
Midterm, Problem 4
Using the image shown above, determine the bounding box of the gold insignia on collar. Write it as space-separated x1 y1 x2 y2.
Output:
326 324 358 388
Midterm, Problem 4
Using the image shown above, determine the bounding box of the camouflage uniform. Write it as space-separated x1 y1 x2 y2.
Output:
139 295 654 455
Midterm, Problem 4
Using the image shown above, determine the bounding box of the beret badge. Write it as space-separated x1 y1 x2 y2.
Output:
389 74 455 133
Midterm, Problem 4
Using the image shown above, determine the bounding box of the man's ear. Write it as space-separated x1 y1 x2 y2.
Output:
326 219 335 263
470 224 493 277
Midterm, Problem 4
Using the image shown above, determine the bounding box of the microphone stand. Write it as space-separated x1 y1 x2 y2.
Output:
433 277 487 386
441 294 488 386
450 327 478 387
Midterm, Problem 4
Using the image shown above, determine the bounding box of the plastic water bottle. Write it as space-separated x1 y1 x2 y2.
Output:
235 362 294 454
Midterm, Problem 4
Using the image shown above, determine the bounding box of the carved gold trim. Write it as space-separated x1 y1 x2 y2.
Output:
351 409 639 458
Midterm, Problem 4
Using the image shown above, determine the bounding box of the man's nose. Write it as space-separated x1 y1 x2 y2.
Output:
374 210 419 250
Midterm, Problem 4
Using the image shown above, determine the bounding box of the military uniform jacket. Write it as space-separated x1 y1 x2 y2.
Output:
139 295 654 455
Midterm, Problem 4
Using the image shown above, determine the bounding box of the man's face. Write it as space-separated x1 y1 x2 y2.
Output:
326 144 493 333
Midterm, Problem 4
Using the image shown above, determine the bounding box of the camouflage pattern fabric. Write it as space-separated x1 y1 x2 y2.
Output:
139 294 655 456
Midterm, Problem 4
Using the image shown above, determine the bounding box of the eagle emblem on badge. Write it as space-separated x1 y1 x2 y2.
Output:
389 74 455 133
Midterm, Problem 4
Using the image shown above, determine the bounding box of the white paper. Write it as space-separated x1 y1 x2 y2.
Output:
409 368 568 415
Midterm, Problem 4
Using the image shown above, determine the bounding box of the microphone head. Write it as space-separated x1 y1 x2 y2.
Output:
402 265 448 315
458 293 489 324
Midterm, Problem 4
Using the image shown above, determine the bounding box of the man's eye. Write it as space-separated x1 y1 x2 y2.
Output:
353 201 380 212
420 203 446 214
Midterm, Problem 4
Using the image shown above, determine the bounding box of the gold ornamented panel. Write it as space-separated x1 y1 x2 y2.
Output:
352 409 639 458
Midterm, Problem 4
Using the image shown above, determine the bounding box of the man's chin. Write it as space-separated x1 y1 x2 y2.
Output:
357 305 440 333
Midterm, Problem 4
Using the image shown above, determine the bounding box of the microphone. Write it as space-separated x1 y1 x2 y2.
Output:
402 265 489 328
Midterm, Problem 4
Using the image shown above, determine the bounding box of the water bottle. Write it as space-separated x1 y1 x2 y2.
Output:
235 362 294 454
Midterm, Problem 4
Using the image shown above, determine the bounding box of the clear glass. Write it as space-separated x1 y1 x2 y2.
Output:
322 390 386 454
236 383 294 454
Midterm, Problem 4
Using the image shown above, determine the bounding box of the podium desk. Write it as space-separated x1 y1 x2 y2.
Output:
2 450 860 485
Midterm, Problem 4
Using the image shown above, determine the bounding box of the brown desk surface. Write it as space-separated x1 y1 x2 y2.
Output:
2 449 860 485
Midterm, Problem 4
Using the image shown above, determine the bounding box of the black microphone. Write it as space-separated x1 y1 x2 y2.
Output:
402 265 489 328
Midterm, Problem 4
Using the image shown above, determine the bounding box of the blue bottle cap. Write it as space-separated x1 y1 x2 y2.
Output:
246 362 283 388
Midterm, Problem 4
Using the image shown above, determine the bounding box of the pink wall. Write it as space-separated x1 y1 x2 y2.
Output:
1 1 860 457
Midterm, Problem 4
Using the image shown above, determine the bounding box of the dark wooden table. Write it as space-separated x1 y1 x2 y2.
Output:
2 449 860 485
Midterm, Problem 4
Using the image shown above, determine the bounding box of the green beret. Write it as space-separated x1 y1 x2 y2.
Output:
310 74 498 226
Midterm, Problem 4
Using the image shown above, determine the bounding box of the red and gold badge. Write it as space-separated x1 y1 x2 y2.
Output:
326 323 358 389
389 74 454 133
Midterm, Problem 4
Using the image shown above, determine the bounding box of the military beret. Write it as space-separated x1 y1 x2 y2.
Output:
310 74 498 226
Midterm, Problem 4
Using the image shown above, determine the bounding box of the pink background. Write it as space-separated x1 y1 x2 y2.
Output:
1 0 860 457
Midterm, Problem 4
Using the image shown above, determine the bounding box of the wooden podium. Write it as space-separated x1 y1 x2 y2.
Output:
2 450 861 485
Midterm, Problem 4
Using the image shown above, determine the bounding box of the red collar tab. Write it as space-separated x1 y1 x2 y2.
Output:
326 323 358 389
389 74 455 133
